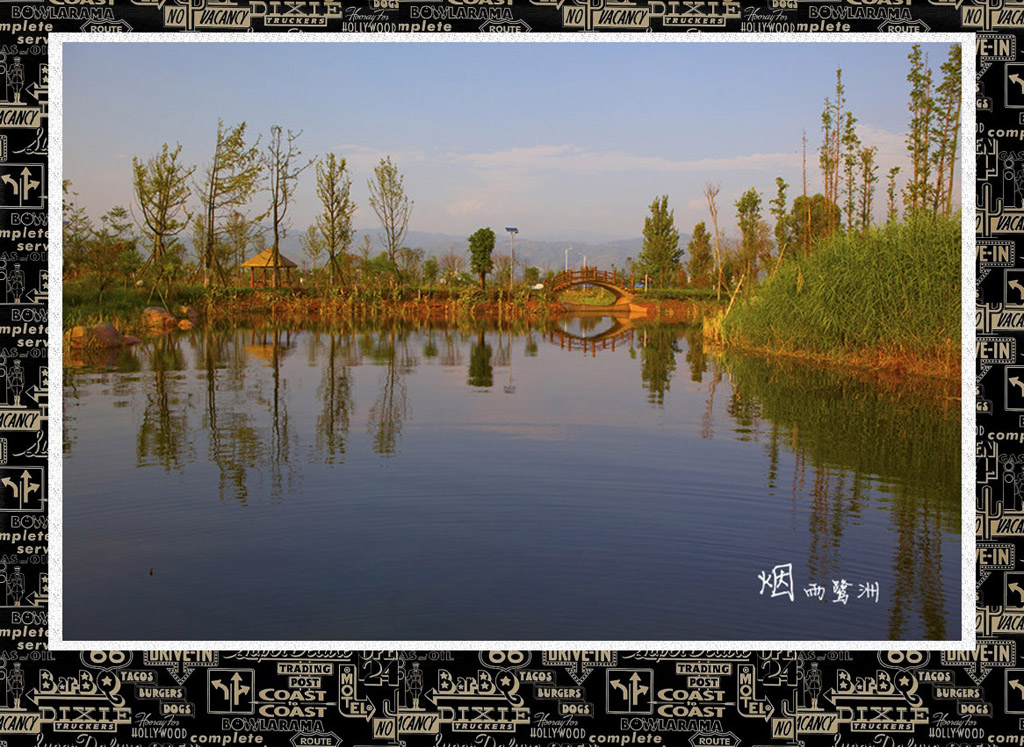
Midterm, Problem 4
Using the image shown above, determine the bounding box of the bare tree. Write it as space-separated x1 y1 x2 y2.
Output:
439 250 466 283
264 126 313 288
703 182 724 301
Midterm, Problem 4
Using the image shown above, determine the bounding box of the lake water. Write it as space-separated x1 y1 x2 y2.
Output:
61 317 962 642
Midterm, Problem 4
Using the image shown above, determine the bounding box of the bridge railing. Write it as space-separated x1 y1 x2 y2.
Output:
545 267 630 291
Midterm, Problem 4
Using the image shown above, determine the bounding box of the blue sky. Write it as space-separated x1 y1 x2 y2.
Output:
62 39 959 244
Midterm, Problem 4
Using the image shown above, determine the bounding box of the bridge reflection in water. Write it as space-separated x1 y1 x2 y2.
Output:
545 313 640 356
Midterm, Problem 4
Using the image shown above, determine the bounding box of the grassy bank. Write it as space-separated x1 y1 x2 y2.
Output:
63 278 207 337
718 214 960 378
63 278 561 336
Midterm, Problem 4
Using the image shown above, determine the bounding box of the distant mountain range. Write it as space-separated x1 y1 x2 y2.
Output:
346 229 693 272
261 228 692 272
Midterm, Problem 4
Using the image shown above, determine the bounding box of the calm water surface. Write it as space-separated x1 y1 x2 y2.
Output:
62 317 962 641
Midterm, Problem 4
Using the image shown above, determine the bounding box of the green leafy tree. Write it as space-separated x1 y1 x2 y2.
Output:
468 227 496 289
819 69 848 235
686 221 714 286
423 256 440 284
789 194 840 256
397 246 424 283
841 111 861 232
197 120 263 286
360 252 400 287
932 43 961 216
904 44 935 215
638 195 682 287
368 156 413 272
857 146 879 232
314 152 357 287
300 225 326 274
734 188 764 278
88 206 142 303
222 209 261 279
132 142 195 276
886 166 901 224
769 177 791 261
523 266 540 286
62 180 93 280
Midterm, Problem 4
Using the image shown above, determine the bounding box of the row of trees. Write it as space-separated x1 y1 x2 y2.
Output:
64 120 419 296
633 43 961 297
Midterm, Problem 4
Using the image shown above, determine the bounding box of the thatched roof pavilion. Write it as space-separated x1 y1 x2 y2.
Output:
241 248 298 288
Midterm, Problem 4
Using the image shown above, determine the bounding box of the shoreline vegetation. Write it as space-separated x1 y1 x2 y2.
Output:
63 274 959 387
64 44 962 387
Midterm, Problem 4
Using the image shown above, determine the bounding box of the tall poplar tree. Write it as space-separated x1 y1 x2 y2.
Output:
932 43 962 216
857 146 879 232
886 166 901 223
686 222 714 286
903 45 935 215
314 152 357 287
735 188 764 279
841 111 860 232
197 120 262 286
769 177 790 259
368 156 413 273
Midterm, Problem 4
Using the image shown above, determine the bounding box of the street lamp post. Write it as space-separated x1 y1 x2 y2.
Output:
505 227 518 296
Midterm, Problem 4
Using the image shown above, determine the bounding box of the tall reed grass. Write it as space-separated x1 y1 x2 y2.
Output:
723 213 960 359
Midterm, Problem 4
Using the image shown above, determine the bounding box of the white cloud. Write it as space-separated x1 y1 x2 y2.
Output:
855 122 907 162
448 144 802 175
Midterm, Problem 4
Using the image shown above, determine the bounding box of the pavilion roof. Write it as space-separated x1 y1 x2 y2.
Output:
241 248 298 269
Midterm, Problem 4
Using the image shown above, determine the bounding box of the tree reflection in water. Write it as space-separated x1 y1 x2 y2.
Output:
637 325 679 407
315 331 355 463
706 336 959 641
367 327 413 456
63 320 960 639
468 329 493 388
136 334 191 472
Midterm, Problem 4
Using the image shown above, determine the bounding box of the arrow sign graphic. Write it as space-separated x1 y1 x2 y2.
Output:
1011 377 1024 396
25 82 46 102
1 168 41 207
1012 74 1024 94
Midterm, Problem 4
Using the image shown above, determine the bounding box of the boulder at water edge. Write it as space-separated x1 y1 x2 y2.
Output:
142 306 179 331
68 323 136 348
